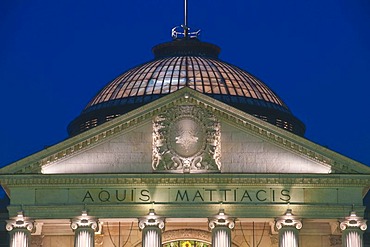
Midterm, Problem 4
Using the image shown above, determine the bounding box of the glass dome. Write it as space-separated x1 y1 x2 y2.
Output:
68 39 305 136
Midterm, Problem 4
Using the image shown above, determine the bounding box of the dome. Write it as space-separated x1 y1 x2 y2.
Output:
68 39 305 136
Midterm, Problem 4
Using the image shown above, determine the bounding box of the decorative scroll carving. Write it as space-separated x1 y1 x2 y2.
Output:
6 211 34 232
138 209 165 230
152 105 221 173
275 209 302 230
70 211 99 231
339 211 367 231
208 209 235 230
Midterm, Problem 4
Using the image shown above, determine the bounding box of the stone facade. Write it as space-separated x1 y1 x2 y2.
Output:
1 89 369 247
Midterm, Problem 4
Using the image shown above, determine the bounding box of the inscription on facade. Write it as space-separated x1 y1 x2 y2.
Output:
17 186 360 206
81 188 292 203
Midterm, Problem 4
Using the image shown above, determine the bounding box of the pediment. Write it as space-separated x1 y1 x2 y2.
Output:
1 88 369 175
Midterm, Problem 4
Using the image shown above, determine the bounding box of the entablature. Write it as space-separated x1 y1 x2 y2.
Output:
1 173 369 187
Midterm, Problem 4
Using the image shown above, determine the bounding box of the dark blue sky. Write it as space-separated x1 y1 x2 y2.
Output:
1 0 370 168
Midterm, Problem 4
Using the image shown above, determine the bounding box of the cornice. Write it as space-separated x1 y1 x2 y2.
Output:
0 174 369 187
7 203 366 220
1 88 369 174
186 93 367 174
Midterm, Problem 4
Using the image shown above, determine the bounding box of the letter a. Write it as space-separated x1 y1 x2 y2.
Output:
82 191 94 202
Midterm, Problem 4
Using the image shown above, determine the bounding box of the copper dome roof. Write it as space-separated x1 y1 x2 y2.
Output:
68 39 305 136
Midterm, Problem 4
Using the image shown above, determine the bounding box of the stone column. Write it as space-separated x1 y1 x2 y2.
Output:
339 211 367 247
208 209 235 247
138 209 165 247
6 211 34 247
275 209 302 247
71 211 99 247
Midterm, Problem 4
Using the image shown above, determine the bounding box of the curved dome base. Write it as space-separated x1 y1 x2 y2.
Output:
68 93 305 136
68 39 305 137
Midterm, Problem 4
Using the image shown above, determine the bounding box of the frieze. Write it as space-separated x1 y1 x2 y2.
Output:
1 175 369 187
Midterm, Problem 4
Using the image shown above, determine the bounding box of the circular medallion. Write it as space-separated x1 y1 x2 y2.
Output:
168 117 205 157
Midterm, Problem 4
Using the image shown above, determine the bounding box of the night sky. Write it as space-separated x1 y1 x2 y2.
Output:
1 0 370 169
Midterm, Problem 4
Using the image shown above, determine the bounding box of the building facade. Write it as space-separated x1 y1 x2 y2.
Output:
1 28 369 247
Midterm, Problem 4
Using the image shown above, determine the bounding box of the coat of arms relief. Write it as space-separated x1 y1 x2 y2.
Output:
152 105 221 173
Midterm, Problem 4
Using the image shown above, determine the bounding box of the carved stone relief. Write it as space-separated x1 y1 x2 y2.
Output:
329 235 341 247
30 235 44 247
95 235 104 246
270 234 279 246
152 105 221 173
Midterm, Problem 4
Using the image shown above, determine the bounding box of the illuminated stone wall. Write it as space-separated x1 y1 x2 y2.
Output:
42 120 331 174
42 123 153 174
221 122 330 173
32 221 341 247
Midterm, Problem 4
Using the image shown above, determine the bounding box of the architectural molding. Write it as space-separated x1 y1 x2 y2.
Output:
162 229 211 243
8 204 366 219
138 209 165 230
70 211 99 232
1 89 369 175
339 211 367 231
149 229 240 247
6 211 34 232
1 174 370 187
208 209 235 230
329 221 340 235
275 209 302 230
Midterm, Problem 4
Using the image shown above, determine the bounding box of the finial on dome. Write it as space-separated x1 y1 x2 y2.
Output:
171 0 201 40
184 0 188 36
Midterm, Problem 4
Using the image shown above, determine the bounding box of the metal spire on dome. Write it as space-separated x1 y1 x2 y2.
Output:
171 0 200 39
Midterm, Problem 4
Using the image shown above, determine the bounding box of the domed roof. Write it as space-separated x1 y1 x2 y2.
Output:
68 39 305 136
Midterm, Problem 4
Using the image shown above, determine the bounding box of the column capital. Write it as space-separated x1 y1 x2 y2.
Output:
6 211 34 232
71 211 99 231
208 209 235 230
339 211 367 231
138 209 165 230
275 209 302 230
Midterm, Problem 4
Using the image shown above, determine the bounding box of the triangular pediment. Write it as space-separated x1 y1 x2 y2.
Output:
1 88 369 175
